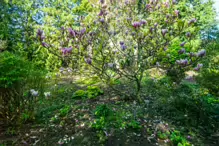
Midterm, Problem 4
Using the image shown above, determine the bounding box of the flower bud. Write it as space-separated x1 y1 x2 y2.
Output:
68 28 75 37
86 58 92 65
161 29 168 36
37 29 43 37
176 59 188 66
42 42 49 48
80 28 86 35
197 49 206 57
99 18 105 23
186 32 191 37
178 48 186 54
140 20 147 25
180 42 186 47
194 63 203 71
174 10 179 16
146 4 151 9
188 18 197 25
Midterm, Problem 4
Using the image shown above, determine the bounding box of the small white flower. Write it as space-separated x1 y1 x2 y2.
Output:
44 92 51 98
30 89 38 96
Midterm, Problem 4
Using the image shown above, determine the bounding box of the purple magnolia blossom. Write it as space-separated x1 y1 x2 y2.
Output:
100 0 104 4
140 20 147 25
194 63 203 71
166 14 171 19
161 29 168 36
59 67 65 73
40 35 45 41
174 10 179 16
68 28 75 37
178 48 186 54
80 28 86 35
99 18 105 23
146 4 151 9
121 45 127 51
172 0 177 4
164 47 168 51
61 47 72 55
86 58 92 65
188 18 197 25
150 27 154 33
197 49 206 57
176 59 188 66
180 42 186 47
98 10 104 16
186 32 191 37
37 29 43 37
125 0 129 5
164 1 170 8
189 52 196 57
132 22 141 28
120 41 124 46
42 42 49 48
187 135 192 139
66 47 72 53
120 41 127 50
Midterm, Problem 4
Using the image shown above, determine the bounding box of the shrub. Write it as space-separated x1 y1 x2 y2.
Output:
87 86 104 99
170 130 190 146
72 86 103 99
151 80 219 132
0 51 46 125
197 69 219 96
72 90 87 99
94 104 112 118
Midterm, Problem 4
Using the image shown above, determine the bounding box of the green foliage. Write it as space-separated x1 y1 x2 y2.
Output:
152 81 219 131
157 131 169 140
72 90 87 99
197 69 219 96
59 105 71 117
127 120 142 130
72 86 103 99
94 104 112 118
87 86 104 99
0 51 46 124
170 131 190 146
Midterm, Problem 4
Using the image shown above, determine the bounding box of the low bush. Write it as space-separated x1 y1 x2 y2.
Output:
151 80 219 132
0 51 46 125
72 86 103 99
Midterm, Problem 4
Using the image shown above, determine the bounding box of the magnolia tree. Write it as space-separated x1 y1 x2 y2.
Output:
38 0 207 102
